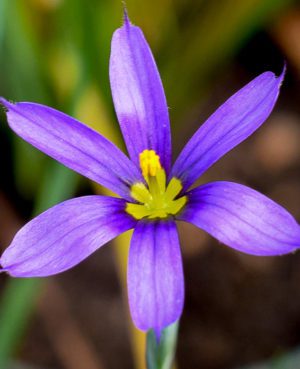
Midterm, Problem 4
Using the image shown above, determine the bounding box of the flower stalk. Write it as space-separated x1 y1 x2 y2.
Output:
146 321 179 369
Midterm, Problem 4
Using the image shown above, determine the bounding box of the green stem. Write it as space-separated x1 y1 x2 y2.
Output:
146 321 179 369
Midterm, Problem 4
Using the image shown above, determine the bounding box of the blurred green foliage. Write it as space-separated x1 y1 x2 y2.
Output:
0 0 296 368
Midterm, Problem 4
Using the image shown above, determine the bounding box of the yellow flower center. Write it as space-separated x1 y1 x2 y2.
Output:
126 149 187 219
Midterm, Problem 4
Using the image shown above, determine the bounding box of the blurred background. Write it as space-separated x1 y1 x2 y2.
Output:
1 0 300 368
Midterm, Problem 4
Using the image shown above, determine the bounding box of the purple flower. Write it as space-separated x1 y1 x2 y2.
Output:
1 15 300 337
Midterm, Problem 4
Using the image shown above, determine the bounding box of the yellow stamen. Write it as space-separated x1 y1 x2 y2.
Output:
126 149 187 220
139 149 162 178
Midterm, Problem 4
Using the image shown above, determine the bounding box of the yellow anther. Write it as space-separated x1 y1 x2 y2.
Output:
126 149 187 220
139 149 161 178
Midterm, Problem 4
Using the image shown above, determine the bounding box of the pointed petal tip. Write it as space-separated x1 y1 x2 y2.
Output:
0 97 12 111
122 3 130 25
121 2 134 30
281 61 287 76
278 62 287 85
267 63 286 89
262 63 286 80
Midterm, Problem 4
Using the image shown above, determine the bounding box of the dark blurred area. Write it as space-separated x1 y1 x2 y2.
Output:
1 1 300 369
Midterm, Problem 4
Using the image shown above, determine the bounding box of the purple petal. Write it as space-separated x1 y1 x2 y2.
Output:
110 16 171 173
0 99 143 200
171 70 285 190
127 220 184 335
1 196 136 277
178 181 300 256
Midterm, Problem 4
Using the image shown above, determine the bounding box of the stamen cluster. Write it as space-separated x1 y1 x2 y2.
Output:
126 149 187 219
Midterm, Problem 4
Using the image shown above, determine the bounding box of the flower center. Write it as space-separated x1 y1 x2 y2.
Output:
126 149 187 219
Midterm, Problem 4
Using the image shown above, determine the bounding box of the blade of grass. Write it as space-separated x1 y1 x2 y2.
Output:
0 165 79 368
0 0 8 47
0 279 42 367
